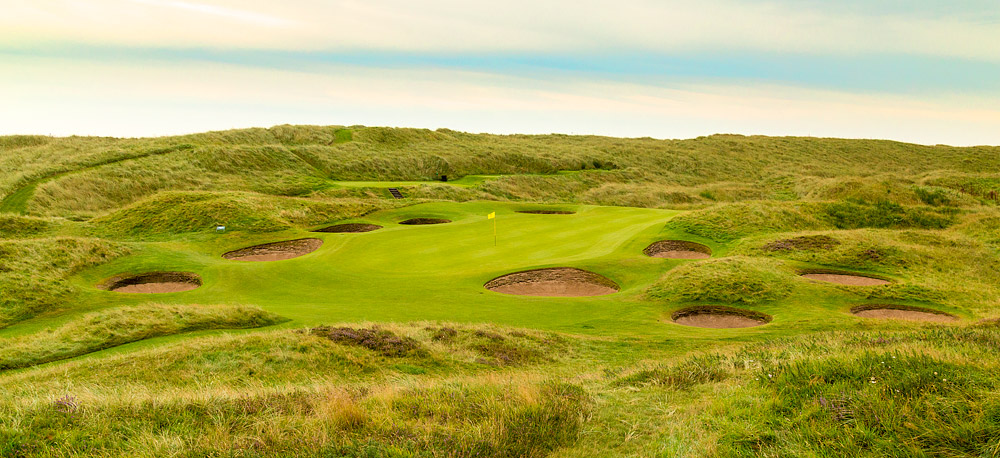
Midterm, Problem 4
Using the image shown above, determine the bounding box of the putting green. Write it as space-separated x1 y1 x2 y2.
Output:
11 200 857 341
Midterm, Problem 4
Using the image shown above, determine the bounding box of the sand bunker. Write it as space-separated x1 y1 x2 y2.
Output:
313 223 382 233
516 210 575 215
399 218 451 225
851 304 957 322
100 272 201 294
485 267 619 297
671 306 771 329
222 238 323 262
644 240 712 259
800 269 890 286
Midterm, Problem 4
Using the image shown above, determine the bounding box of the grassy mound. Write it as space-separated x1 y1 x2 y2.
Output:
0 323 571 392
0 379 588 458
0 304 284 371
800 175 979 207
924 173 1000 203
957 211 1000 246
0 322 583 457
608 325 1000 456
710 333 1000 456
8 127 1000 215
93 191 380 237
0 238 129 328
30 144 327 216
665 202 829 241
0 215 54 238
647 256 794 305
666 201 957 242
740 229 1000 313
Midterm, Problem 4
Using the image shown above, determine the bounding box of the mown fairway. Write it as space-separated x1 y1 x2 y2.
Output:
64 202 681 336
3 126 1000 457
48 201 903 341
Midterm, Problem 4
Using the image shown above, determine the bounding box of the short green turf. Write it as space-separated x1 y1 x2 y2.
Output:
53 202 688 338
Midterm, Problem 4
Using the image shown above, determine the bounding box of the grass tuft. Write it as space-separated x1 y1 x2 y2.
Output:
308 326 428 358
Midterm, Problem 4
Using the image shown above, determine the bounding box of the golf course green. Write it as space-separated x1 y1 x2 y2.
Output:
75 202 690 335
3 126 1000 457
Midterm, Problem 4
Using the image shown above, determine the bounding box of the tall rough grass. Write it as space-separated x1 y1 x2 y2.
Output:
0 303 285 371
0 237 129 328
646 256 795 305
612 325 1000 457
0 323 585 457
91 191 384 238
5 126 1000 215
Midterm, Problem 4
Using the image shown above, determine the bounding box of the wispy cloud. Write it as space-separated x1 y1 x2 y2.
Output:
2 1 999 59
2 54 997 145
126 0 292 26
1 1 997 143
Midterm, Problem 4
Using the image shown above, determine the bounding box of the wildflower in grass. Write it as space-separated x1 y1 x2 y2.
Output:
54 394 80 419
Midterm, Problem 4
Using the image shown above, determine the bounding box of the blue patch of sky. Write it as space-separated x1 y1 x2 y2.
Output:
7 45 1000 95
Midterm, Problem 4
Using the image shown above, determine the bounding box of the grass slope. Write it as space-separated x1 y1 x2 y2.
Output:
4 125 1000 216
2 126 1000 457
0 323 585 457
0 303 284 371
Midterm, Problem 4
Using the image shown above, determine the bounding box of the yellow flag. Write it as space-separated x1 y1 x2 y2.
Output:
487 212 495 219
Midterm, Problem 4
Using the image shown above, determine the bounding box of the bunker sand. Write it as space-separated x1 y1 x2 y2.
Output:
644 240 712 259
399 218 451 225
100 272 201 294
485 268 619 297
852 304 957 322
802 273 890 286
516 210 575 215
671 305 771 329
314 223 382 233
223 238 323 262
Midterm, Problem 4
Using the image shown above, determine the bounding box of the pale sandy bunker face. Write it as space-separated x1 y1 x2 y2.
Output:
313 223 382 233
801 273 890 286
485 267 619 297
101 272 202 293
399 218 451 225
222 238 323 262
851 305 957 322
515 210 575 215
671 306 771 329
644 240 712 259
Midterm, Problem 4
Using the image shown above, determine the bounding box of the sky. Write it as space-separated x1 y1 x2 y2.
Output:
1 1 999 145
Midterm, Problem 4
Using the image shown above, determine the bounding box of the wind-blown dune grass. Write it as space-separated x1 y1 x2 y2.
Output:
92 191 384 238
0 323 584 457
665 200 958 242
5 126 1000 216
0 303 284 371
0 238 129 328
0 215 56 238
608 325 1000 457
